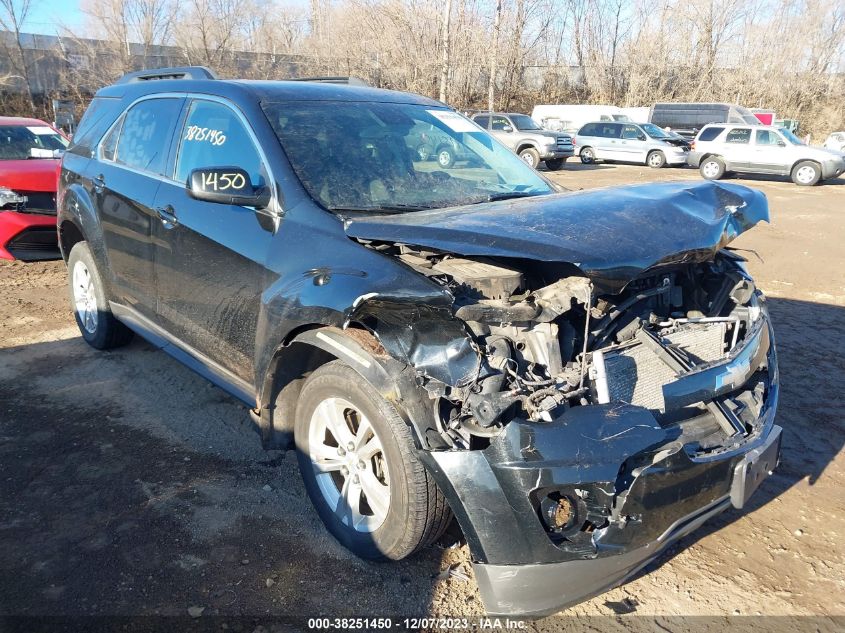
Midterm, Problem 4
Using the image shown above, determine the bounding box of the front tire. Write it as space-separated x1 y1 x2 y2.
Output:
580 147 595 164
518 147 541 169
791 160 821 186
67 242 133 350
295 360 450 560
436 145 455 168
700 156 726 180
647 150 666 168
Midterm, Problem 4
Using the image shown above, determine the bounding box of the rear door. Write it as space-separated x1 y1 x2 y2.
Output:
151 97 276 384
594 123 622 160
722 127 754 170
94 96 184 315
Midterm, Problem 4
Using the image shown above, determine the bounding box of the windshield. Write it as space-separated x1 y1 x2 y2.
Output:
780 128 805 145
641 122 672 139
263 102 553 213
0 125 68 160
510 114 543 131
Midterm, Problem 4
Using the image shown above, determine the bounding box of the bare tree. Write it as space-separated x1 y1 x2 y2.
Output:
0 0 38 110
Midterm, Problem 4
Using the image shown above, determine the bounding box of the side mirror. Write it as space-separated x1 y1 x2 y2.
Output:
187 167 271 208
638 134 647 141
501 125 513 133
777 140 786 147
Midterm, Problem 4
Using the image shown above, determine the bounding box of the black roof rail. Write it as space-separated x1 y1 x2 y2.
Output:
117 66 218 84
288 76 369 87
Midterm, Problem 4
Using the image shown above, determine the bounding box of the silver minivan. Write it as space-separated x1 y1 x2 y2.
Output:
575 121 690 168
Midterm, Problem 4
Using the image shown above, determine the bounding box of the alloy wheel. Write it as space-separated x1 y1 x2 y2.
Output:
308 397 390 533
72 260 98 334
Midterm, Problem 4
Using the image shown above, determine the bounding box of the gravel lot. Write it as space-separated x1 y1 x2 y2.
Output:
1 164 844 629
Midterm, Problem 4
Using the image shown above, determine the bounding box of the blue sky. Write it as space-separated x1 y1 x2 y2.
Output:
24 0 85 35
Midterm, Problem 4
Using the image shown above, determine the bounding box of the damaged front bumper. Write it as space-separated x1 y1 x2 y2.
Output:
419 319 780 617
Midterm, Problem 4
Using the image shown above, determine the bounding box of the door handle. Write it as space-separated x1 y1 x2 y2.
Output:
155 205 179 228
92 174 105 193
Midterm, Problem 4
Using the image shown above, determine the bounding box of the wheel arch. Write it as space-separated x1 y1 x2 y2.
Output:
516 142 538 155
257 325 443 452
790 158 822 173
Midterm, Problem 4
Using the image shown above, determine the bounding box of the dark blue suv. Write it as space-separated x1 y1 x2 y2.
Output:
58 67 781 616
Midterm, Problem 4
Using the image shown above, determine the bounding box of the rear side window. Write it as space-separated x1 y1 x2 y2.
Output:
175 100 265 186
725 128 751 144
597 124 621 138
579 123 597 136
68 97 122 157
698 127 724 142
116 98 182 175
474 115 490 128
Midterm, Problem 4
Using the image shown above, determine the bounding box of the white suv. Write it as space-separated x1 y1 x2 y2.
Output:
689 124 845 186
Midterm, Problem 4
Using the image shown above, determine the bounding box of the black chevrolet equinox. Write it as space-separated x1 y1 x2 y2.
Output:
58 66 782 616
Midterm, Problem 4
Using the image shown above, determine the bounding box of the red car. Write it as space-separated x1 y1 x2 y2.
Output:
0 116 67 260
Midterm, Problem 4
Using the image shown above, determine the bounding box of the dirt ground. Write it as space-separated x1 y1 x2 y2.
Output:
1 164 844 630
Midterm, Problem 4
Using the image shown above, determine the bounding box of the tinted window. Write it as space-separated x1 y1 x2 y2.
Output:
100 118 121 161
116 99 181 174
175 100 264 186
597 124 621 138
698 126 724 142
579 123 597 136
474 115 490 128
69 97 123 157
725 128 751 144
621 125 642 140
755 130 782 145
491 116 511 131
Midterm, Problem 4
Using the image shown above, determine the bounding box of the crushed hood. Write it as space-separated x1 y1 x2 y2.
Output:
344 181 769 292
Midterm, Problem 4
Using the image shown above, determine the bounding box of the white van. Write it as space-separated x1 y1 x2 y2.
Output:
531 105 630 134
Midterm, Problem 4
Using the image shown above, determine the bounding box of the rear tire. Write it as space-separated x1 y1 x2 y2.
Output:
647 150 666 168
544 158 565 171
791 160 821 186
294 360 451 560
67 242 133 350
580 147 595 164
700 156 726 180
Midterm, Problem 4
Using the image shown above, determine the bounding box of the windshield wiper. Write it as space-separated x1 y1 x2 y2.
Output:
482 191 546 203
330 203 433 215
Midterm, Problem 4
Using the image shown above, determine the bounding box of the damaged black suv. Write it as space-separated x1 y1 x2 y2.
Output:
58 67 781 616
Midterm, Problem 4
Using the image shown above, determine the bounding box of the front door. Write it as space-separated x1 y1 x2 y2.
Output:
94 97 184 314
751 129 788 173
152 98 277 384
619 124 648 162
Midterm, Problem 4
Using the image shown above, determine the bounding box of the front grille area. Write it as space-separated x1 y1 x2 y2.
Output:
603 322 728 412
6 226 60 260
556 136 573 150
18 191 57 215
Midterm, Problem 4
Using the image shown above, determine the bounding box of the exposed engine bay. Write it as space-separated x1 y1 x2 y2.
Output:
381 244 770 453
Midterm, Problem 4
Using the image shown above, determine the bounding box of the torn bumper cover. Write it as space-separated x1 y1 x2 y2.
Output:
419 317 780 617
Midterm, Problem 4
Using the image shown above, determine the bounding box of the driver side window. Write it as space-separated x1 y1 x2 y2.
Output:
491 116 511 131
622 125 641 140
175 100 265 187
